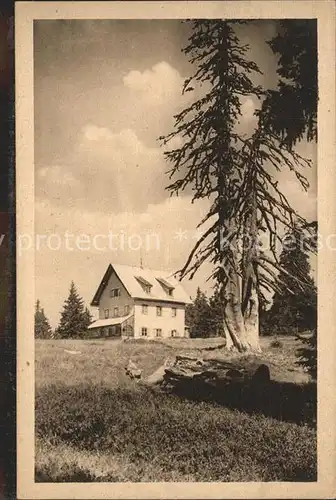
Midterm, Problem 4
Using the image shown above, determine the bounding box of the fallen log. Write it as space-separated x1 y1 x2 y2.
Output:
125 355 271 403
142 364 168 386
163 356 271 392
125 359 142 380
175 354 204 364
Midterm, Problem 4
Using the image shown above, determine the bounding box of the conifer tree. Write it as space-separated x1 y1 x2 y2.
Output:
55 282 90 339
208 289 225 337
83 307 93 329
35 299 53 339
160 20 315 352
297 329 317 380
186 287 212 338
262 20 317 147
267 225 317 334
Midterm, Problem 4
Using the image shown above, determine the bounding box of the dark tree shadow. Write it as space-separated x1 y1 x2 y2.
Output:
169 378 317 426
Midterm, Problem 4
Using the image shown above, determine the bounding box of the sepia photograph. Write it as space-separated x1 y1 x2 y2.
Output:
15 1 336 499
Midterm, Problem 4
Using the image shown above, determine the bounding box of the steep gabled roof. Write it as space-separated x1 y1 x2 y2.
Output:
91 263 192 306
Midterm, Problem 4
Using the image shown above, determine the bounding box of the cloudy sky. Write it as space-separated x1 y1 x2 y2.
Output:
34 20 316 327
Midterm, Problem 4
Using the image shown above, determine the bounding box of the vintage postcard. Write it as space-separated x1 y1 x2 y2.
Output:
16 1 335 499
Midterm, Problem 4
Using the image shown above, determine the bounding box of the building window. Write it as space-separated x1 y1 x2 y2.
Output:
171 329 177 337
110 288 121 298
168 289 173 296
141 327 148 336
104 309 109 319
124 304 130 315
156 306 162 317
172 307 177 317
114 307 118 317
154 328 162 337
142 304 148 315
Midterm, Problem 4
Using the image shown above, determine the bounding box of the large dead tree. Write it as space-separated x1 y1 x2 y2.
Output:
160 21 315 352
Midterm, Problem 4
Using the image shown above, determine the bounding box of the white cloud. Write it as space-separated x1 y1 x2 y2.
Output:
280 179 317 221
82 124 113 142
37 165 81 188
36 125 171 214
78 125 158 162
240 96 257 122
123 61 185 107
36 165 82 207
166 134 184 150
234 96 260 136
77 125 166 211
34 194 213 327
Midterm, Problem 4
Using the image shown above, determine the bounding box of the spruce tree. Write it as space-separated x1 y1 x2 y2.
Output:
83 307 93 329
160 20 315 352
296 329 317 380
262 20 317 147
267 225 317 334
55 282 90 339
208 289 225 337
186 287 212 338
35 300 52 339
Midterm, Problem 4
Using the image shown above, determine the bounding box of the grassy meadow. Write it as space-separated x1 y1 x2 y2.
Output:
35 336 317 482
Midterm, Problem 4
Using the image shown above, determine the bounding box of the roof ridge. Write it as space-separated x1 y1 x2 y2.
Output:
112 262 176 275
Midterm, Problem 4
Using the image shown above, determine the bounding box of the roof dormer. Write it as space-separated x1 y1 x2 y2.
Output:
135 275 153 294
156 277 175 297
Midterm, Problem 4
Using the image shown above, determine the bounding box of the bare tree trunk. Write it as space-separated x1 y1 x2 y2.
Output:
223 270 261 353
216 22 261 354
235 170 261 352
224 324 234 350
242 266 261 352
222 197 261 353
223 263 250 352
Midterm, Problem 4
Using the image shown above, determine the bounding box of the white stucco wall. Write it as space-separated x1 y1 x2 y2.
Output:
133 300 186 338
98 271 134 319
95 270 188 338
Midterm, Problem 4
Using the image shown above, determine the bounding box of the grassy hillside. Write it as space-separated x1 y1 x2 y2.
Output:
35 335 310 388
35 337 316 482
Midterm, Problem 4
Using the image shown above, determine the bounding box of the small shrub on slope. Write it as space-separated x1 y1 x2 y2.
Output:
270 338 283 348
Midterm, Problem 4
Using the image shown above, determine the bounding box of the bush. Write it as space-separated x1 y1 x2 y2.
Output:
36 383 317 482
